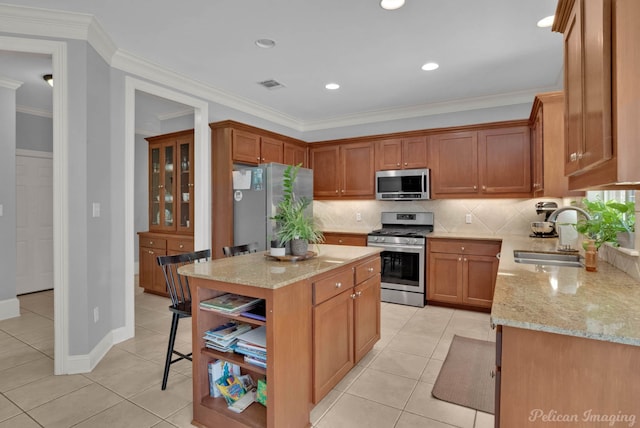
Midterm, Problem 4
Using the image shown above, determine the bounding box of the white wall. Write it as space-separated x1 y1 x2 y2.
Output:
0 85 17 305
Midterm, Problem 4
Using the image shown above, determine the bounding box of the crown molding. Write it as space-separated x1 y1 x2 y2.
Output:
157 107 193 121
0 4 116 64
0 75 23 90
16 104 53 118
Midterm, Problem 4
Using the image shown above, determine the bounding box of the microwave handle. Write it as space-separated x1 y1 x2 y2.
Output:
422 170 426 192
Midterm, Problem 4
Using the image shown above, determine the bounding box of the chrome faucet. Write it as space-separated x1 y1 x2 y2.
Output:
547 207 592 251
547 206 592 223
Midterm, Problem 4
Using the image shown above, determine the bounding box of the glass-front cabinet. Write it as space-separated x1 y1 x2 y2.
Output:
146 129 194 234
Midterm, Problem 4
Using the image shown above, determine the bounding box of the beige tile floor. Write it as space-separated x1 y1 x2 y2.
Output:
1 287 495 428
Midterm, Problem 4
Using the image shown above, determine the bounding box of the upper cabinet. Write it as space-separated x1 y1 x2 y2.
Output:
530 92 584 197
553 0 640 189
146 129 194 234
283 141 307 167
429 122 531 198
232 129 283 165
310 142 375 199
375 136 428 170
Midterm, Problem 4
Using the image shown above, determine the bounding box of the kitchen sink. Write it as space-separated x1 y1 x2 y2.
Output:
513 250 583 268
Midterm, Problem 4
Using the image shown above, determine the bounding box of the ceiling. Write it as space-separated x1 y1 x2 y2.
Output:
0 0 563 131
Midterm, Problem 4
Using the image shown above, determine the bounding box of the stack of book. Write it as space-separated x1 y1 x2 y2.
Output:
235 325 267 369
203 321 252 353
200 293 263 315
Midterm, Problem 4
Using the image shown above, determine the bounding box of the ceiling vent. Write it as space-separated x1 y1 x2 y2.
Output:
258 79 285 90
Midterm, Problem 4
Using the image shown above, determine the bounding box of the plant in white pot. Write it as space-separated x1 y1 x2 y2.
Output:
271 164 323 256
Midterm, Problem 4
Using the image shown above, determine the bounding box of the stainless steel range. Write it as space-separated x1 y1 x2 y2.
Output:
367 212 434 307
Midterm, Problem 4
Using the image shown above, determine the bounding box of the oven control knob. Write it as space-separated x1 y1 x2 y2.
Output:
380 237 385 242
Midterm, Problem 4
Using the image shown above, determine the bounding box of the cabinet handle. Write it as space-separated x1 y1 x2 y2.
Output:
350 293 357 299
458 257 462 261
490 370 496 378
335 190 339 193
496 253 501 260
335 282 342 289
356 291 362 297
464 258 467 262
149 241 154 245
338 239 343 243
341 189 345 193
257 156 260 160
461 246 464 251
367 267 374 272
570 152 577 162
188 183 194 187
473 185 477 190
482 185 486 191
159 185 164 189
577 152 583 160
148 250 154 255
396 162 400 167
179 244 184 249
404 162 408 166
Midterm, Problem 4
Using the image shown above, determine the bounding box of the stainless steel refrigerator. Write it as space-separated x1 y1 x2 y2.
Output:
232 163 313 250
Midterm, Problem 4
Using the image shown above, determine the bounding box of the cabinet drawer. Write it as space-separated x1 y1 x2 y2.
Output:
167 238 194 252
429 239 501 256
324 233 367 246
314 269 355 305
355 257 381 284
140 237 167 250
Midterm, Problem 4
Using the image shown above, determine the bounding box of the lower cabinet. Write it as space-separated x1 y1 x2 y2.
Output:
427 238 501 309
312 256 381 403
138 232 193 296
323 232 368 246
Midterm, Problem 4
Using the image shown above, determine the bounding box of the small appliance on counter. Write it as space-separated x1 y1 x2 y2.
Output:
530 201 559 238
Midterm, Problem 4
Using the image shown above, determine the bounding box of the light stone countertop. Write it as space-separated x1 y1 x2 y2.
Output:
428 232 640 346
178 244 382 290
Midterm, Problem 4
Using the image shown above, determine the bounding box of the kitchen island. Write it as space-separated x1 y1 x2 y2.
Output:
491 236 640 427
179 244 382 428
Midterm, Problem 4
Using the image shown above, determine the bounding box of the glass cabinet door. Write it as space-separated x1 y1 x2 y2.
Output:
150 146 161 228
163 144 174 228
177 138 193 233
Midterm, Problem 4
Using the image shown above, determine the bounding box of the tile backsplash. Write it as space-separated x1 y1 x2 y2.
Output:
313 197 567 236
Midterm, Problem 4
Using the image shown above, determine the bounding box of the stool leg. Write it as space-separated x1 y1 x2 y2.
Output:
162 313 180 390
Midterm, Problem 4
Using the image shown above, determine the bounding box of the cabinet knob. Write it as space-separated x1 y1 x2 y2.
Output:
458 257 462 261
159 185 164 189
338 239 343 243
461 246 464 251
490 370 496 378
149 241 154 245
356 291 362 297
577 152 583 160
496 253 501 260
148 250 154 255
257 156 260 160
262 157 265 161
335 282 342 289
350 293 357 299
473 185 477 190
179 244 184 249
404 162 408 166
464 258 467 262
335 190 339 193
396 162 400 167
482 185 486 191
367 267 374 272
570 152 577 162
341 189 345 193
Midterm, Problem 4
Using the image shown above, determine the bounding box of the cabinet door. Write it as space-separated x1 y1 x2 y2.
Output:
375 139 402 170
531 108 544 194
310 145 340 198
149 141 176 232
232 129 261 165
340 142 375 197
402 136 428 169
563 1 583 176
427 252 462 304
284 142 307 167
354 275 380 363
478 126 531 195
139 245 167 295
429 131 478 196
176 135 194 233
462 254 498 308
260 136 284 164
313 289 354 403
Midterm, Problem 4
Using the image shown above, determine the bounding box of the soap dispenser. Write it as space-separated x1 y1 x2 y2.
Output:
584 239 597 272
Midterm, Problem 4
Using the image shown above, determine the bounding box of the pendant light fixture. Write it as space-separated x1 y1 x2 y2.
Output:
380 0 405 10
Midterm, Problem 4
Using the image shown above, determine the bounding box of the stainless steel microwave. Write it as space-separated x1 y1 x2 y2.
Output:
375 169 431 201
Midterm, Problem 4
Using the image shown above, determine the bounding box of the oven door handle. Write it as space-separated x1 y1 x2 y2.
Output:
367 243 424 252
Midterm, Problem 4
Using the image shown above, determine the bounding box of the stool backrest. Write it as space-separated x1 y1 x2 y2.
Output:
222 242 260 257
157 249 211 308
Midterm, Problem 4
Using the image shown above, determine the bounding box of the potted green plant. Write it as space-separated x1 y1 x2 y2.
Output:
574 198 634 249
612 201 635 249
271 164 324 256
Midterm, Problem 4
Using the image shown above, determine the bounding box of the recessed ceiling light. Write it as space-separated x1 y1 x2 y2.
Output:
255 39 276 49
537 15 555 28
421 62 439 71
325 83 340 90
42 74 53 87
380 0 405 11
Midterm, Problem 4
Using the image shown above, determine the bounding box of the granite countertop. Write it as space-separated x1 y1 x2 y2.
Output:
489 235 640 347
178 244 382 290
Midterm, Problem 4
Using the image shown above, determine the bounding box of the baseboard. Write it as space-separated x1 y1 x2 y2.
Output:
65 329 116 374
0 297 20 321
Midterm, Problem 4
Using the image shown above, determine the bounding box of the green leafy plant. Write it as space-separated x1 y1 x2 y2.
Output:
574 198 635 249
271 164 324 245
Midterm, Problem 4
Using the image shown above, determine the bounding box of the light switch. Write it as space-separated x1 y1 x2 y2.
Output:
92 202 100 218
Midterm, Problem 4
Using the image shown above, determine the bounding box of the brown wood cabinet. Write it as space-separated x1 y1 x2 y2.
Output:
283 141 307 167
322 232 367 246
375 136 427 170
309 142 375 199
232 129 284 165
554 0 640 190
427 238 501 309
529 92 584 197
146 129 194 234
312 256 380 403
429 123 531 198
210 121 308 259
138 232 193 296
495 325 640 427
